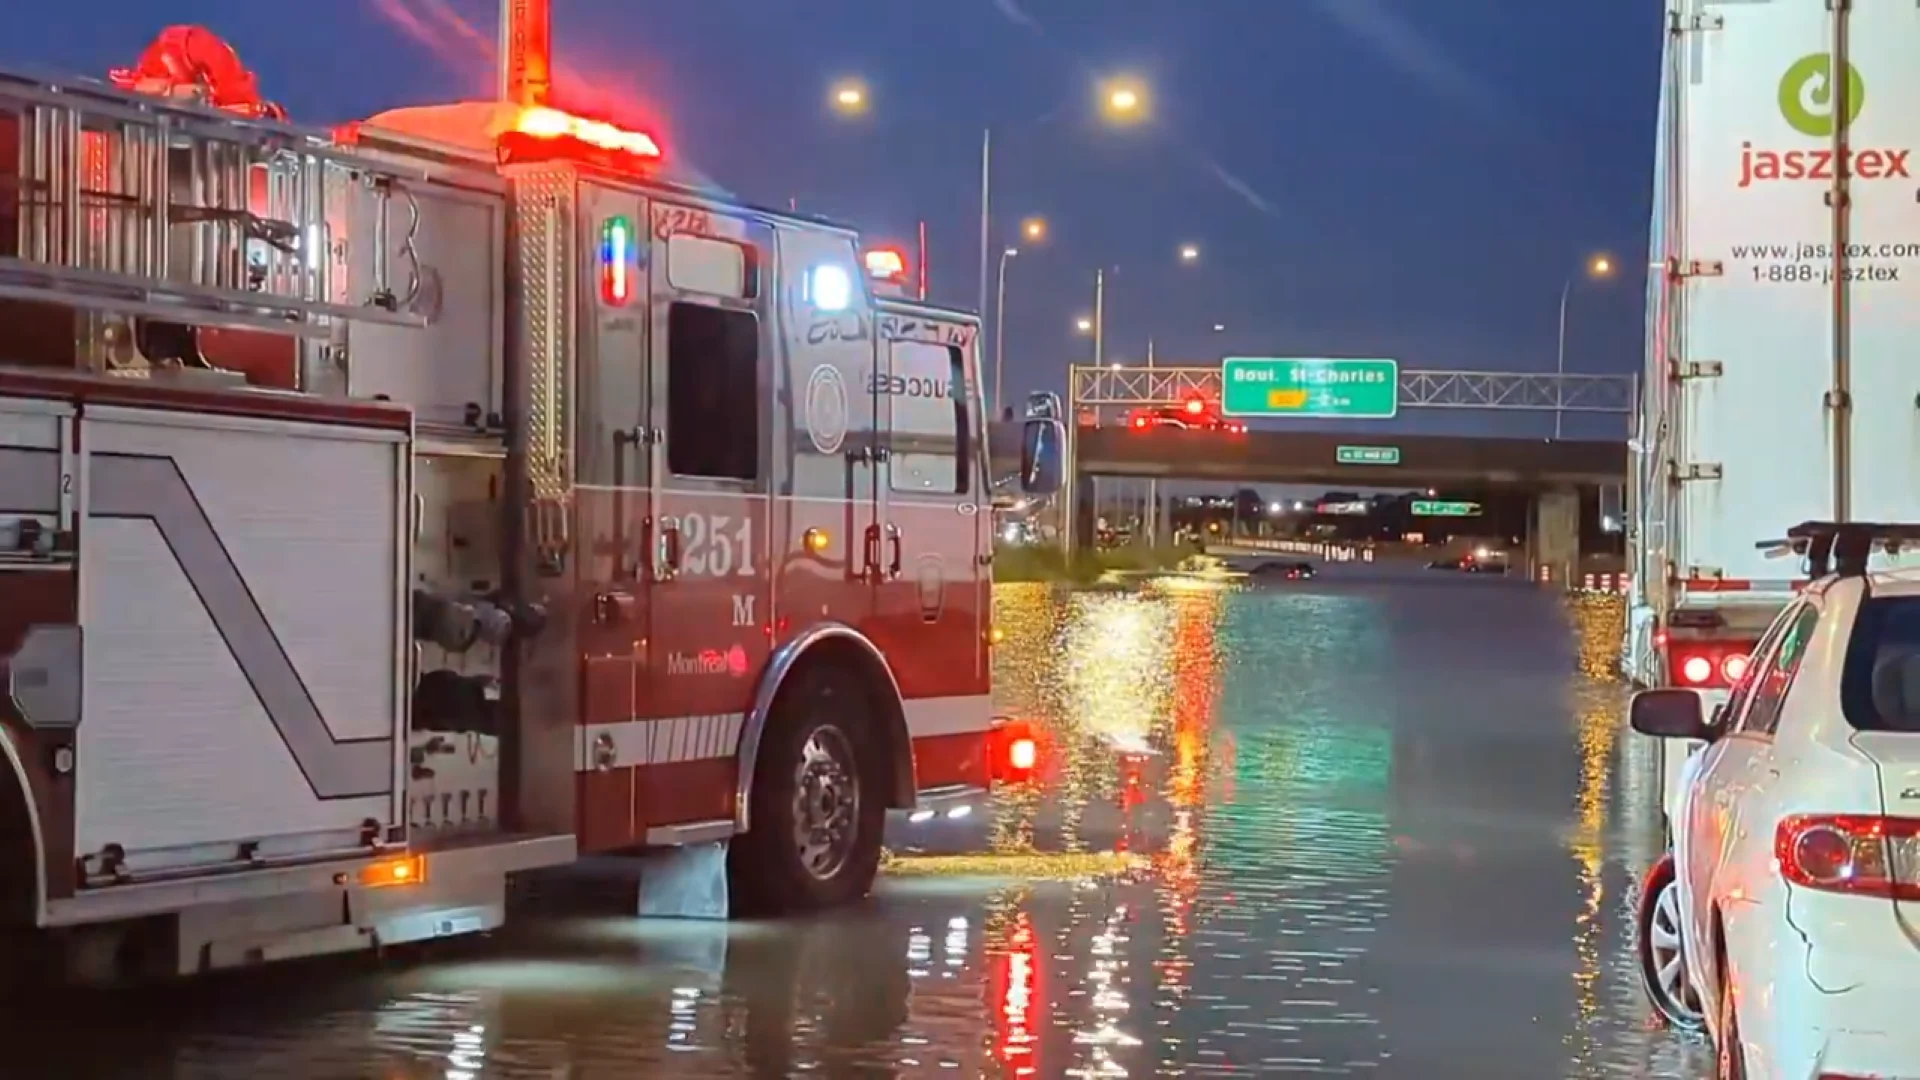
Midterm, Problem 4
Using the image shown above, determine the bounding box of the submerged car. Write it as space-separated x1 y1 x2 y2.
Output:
1250 560 1315 580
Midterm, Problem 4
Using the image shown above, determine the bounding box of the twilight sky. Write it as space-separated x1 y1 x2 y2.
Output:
5 0 1661 440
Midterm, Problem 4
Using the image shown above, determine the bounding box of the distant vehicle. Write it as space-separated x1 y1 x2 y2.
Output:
1631 522 1920 1078
1127 397 1247 435
1251 560 1315 580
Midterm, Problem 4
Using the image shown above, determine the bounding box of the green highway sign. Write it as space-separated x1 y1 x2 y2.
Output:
1336 445 1400 465
1221 357 1399 419
1412 500 1482 517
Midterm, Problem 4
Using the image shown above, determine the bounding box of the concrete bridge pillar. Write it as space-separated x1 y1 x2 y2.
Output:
1528 487 1581 589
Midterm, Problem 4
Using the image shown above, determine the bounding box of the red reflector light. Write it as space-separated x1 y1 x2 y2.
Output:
1776 815 1920 900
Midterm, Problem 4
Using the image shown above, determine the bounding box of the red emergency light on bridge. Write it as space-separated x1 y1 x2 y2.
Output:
1128 392 1245 434
0 7 1067 981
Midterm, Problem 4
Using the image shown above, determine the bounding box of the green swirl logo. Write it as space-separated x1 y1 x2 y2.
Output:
1779 54 1864 137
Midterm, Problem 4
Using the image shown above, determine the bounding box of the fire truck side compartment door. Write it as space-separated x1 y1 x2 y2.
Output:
872 310 992 785
777 223 883 642
341 176 507 434
571 182 653 850
639 206 775 832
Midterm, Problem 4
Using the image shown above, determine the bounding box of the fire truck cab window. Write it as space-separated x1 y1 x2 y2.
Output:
666 301 760 481
886 340 969 495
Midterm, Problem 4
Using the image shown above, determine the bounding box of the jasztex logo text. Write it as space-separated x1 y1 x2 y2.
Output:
1738 54 1908 188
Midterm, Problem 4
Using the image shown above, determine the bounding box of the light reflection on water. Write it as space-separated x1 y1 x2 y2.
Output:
1 580 1713 1079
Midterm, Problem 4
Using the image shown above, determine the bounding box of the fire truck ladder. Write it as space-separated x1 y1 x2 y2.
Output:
0 65 429 337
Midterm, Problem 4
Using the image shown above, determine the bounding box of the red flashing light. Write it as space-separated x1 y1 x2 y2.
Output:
1185 398 1204 415
990 718 1041 783
600 216 634 306
498 106 662 171
517 106 659 156
864 247 910 284
1132 414 1149 430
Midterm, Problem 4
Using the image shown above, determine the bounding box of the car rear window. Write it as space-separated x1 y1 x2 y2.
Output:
1840 597 1920 732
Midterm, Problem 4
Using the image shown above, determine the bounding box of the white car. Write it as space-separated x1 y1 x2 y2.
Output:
1631 525 1920 1079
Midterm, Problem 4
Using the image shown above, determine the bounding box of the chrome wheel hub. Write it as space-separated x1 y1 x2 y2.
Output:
1650 880 1700 1020
791 725 860 881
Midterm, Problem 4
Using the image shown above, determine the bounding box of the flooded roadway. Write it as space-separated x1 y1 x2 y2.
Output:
1 567 1712 1078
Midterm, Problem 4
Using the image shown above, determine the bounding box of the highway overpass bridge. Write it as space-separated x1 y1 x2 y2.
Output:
984 424 1625 487
987 363 1638 586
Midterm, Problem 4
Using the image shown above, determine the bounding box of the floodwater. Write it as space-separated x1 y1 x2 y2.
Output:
0 566 1712 1078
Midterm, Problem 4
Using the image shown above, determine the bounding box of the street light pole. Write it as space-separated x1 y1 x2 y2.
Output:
1145 336 1157 545
977 128 992 338
1555 276 1572 441
993 247 1016 414
1093 268 1106 367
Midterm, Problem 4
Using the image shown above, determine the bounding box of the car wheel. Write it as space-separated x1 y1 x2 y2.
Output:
728 663 887 917
1635 854 1705 1030
1715 957 1746 1080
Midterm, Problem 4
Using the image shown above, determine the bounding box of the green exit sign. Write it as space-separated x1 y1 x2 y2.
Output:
1222 357 1400 419
1412 500 1482 517
1337 445 1400 465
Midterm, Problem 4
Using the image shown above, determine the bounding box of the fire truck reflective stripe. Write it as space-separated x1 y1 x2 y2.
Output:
902 695 994 738
0 446 391 800
576 713 746 771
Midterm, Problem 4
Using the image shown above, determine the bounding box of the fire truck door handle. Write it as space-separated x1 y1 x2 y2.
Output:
863 524 882 581
657 517 682 578
886 524 903 578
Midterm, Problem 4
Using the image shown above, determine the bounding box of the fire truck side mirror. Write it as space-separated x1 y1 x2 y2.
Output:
1020 418 1065 495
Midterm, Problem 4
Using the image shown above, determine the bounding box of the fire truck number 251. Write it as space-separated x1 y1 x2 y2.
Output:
676 512 755 577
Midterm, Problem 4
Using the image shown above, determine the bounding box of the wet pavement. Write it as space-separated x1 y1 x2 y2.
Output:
1 566 1713 1078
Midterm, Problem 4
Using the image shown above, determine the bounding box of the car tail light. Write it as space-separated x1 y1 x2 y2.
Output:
1666 639 1757 689
1776 815 1920 900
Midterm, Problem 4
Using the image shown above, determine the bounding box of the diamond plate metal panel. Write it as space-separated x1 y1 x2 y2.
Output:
510 169 575 503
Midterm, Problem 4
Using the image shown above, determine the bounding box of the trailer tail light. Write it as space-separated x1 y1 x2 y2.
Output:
1667 639 1757 689
600 216 634 305
1776 815 1920 901
360 854 426 889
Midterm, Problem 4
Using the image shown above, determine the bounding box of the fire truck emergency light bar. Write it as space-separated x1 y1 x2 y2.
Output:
497 104 663 171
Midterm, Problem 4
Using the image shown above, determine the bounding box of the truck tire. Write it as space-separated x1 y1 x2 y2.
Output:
728 662 887 917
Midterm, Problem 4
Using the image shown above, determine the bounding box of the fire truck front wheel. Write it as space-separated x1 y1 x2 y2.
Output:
730 663 887 915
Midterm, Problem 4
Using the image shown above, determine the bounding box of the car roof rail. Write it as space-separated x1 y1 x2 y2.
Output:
1756 520 1920 579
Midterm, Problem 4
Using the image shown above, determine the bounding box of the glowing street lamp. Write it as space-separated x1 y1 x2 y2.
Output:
1179 243 1199 262
829 79 868 115
1102 79 1147 122
1075 316 1094 333
1022 217 1048 243
1554 251 1617 439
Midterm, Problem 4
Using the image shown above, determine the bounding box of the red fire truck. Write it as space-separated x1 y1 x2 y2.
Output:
0 12 1064 979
